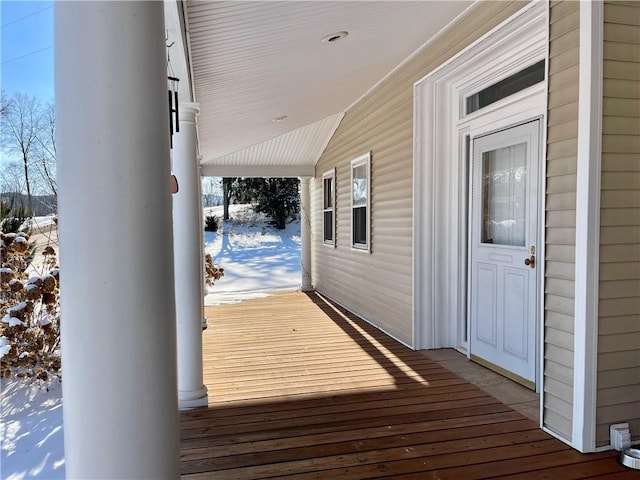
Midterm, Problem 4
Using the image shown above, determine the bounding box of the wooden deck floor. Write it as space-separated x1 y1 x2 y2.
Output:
180 291 627 479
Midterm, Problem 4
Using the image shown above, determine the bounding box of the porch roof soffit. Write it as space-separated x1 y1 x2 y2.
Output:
177 0 473 176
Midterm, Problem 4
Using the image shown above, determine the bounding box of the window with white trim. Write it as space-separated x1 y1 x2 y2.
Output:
351 152 371 250
322 169 335 245
465 60 545 115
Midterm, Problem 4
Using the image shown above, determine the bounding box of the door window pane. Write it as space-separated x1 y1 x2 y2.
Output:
481 143 527 246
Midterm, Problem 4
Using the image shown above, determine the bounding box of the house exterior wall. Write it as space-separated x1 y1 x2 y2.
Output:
311 0 637 451
543 0 580 443
596 0 640 448
311 0 528 346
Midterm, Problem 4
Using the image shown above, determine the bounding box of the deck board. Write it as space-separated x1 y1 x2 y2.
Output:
180 291 624 479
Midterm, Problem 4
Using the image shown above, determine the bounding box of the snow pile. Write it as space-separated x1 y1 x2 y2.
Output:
22 216 57 235
0 337 11 358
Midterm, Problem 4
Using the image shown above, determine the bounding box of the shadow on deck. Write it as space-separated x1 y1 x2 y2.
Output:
180 291 624 479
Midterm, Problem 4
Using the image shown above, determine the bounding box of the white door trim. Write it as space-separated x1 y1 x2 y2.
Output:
413 1 547 351
572 0 603 454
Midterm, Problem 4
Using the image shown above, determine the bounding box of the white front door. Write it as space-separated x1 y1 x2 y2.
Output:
469 120 540 389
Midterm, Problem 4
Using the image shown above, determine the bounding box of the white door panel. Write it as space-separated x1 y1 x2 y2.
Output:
470 120 540 388
503 267 528 359
475 263 497 346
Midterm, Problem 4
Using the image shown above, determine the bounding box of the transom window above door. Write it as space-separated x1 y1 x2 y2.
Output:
466 60 545 115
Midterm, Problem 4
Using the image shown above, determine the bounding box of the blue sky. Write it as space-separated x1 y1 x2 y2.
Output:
1 1 54 102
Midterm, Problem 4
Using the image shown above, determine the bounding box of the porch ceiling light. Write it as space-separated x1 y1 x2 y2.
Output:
321 31 348 43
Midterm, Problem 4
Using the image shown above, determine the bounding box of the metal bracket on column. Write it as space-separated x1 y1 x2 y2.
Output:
168 76 180 148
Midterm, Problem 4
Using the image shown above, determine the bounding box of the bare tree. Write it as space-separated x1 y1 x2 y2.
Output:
1 93 43 214
0 90 7 116
201 177 221 207
34 102 57 197
0 161 26 197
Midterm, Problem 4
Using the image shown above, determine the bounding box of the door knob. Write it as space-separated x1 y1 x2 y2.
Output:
524 255 536 268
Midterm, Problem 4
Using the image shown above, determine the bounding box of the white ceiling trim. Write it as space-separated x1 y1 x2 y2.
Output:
200 113 344 177
200 164 315 178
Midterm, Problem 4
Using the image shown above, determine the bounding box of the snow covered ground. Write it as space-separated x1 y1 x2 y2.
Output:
1 378 65 479
22 215 59 277
0 205 301 479
204 204 301 305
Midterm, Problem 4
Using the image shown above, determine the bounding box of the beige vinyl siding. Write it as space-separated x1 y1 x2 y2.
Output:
310 1 528 345
596 0 640 448
544 0 580 442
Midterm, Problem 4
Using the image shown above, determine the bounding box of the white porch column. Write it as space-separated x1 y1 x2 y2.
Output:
172 103 208 409
55 2 179 478
299 177 313 291
197 160 208 331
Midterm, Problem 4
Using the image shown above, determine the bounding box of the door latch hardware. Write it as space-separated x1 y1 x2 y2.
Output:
524 255 536 268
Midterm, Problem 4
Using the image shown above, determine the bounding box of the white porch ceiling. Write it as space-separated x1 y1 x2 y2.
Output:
184 1 472 176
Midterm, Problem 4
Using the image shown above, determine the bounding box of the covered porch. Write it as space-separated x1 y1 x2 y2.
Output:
179 292 624 479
